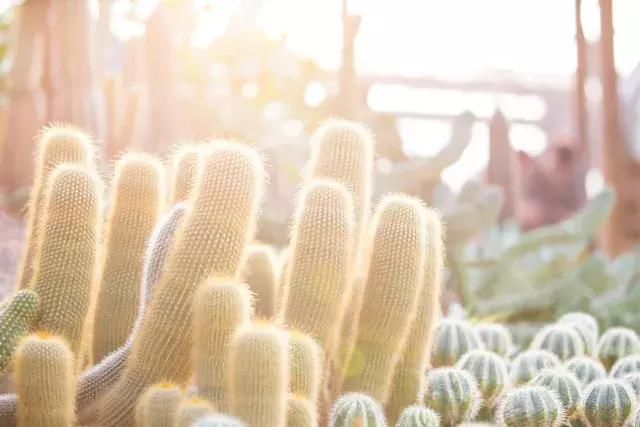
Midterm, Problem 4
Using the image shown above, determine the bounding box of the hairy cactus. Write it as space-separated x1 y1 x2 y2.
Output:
564 356 606 388
558 312 599 337
580 379 635 427
289 331 322 403
610 355 640 378
98 142 264 426
135 382 183 427
596 327 640 370
456 349 509 408
0 290 38 372
531 368 581 419
241 244 279 319
629 407 640 427
510 350 560 385
192 414 247 426
530 324 585 361
420 367 481 426
474 323 512 357
622 373 640 399
342 195 427 402
15 124 94 291
193 281 253 409
560 321 597 357
395 405 439 427
228 323 288 427
431 319 484 368
170 143 201 203
329 393 387 427
287 394 317 427
15 333 75 427
496 385 564 427
30 165 103 356
175 397 214 427
93 153 165 362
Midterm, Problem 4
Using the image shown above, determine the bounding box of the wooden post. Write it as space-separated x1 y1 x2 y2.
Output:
574 0 589 161
487 109 515 220
338 0 361 119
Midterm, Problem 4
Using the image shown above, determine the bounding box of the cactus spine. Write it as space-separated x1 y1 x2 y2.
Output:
564 356 606 388
175 397 214 427
228 323 289 427
135 382 183 427
241 244 279 319
474 323 513 357
420 367 481 426
610 355 640 378
0 290 38 372
329 393 387 427
530 324 585 361
430 319 484 368
170 143 201 203
596 327 640 370
289 331 323 403
580 379 635 427
531 368 582 419
496 385 564 427
456 349 509 409
395 405 440 427
287 394 318 427
510 350 560 385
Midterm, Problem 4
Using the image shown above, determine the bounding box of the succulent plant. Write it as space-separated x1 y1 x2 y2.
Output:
530 324 585 361
192 414 247 427
510 350 561 385
530 368 582 419
394 405 439 427
431 319 484 368
496 385 565 427
622 373 640 399
580 379 636 427
474 323 513 357
597 327 640 370
456 349 509 408
609 355 640 378
329 393 387 427
421 367 481 426
558 312 599 337
564 356 607 388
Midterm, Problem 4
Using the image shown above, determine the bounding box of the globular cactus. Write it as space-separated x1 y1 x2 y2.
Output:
530 324 585 361
510 350 561 385
622 373 640 399
0 290 38 372
175 397 214 427
15 124 94 291
135 382 183 427
170 143 201 203
92 153 165 362
565 356 606 388
474 323 513 357
596 327 640 370
287 394 317 427
580 379 636 427
430 319 484 368
15 333 75 427
395 405 440 427
559 320 597 356
192 414 247 427
530 368 582 419
98 142 264 427
30 165 103 356
420 367 481 426
289 331 322 403
241 244 279 319
558 312 599 337
610 355 640 378
629 407 640 427
329 393 387 427
456 349 509 408
496 385 564 427
193 281 253 409
228 323 289 427
342 195 427 402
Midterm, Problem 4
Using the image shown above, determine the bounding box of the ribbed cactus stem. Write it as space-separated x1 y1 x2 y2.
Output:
530 324 585 361
510 350 560 385
329 392 387 427
420 367 481 426
597 327 640 370
0 290 38 372
580 379 635 427
395 405 440 427
170 143 201 203
456 349 509 409
135 382 183 427
287 395 317 427
241 244 279 319
431 319 484 368
474 323 513 357
496 385 565 427
289 331 323 403
565 356 606 388
175 397 214 427
531 368 582 419
192 415 247 426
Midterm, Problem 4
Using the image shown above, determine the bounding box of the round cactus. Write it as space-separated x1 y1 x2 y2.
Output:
597 327 640 370
530 324 585 361
496 385 565 427
610 355 640 378
474 323 512 357
580 379 636 427
510 350 561 385
530 368 582 419
558 312 599 337
192 415 247 427
395 405 439 427
565 356 607 388
456 349 509 407
560 320 598 356
431 319 484 368
329 393 387 427
629 407 640 427
421 367 481 425
622 373 640 399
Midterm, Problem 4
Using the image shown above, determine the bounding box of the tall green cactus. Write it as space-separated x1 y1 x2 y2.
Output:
0 290 38 372
241 244 279 319
97 142 264 426
93 153 165 362
170 143 201 203
175 397 214 427
135 382 183 427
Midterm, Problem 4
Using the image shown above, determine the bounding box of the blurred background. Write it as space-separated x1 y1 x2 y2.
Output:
0 0 639 341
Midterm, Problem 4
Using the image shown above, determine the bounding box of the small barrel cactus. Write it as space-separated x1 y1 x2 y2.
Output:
610 355 640 378
564 356 607 388
622 373 640 399
431 319 484 368
175 398 213 427
496 385 565 427
530 324 585 361
510 350 560 385
597 327 640 370
629 407 640 427
559 320 597 356
192 415 247 427
530 368 582 419
329 393 387 427
474 323 512 357
395 405 439 427
286 395 317 427
421 367 481 426
580 379 636 427
558 312 599 337
456 349 508 407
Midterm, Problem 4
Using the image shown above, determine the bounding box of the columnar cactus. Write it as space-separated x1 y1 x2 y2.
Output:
329 393 387 427
530 369 582 419
228 323 288 427
175 397 214 427
510 350 560 385
474 323 513 357
580 379 636 427
0 290 38 372
287 394 317 427
135 383 183 427
93 154 165 362
564 356 606 388
193 281 253 409
98 142 264 426
342 195 427 402
530 324 585 361
288 331 322 403
431 319 484 368
610 355 640 378
558 312 599 337
456 349 509 408
241 244 280 319
395 405 440 427
496 385 564 427
15 333 75 427
596 327 640 370
170 143 201 203
420 368 481 426
192 415 247 427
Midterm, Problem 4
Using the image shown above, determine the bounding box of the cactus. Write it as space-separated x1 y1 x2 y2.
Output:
558 312 599 337
474 323 513 357
530 324 585 361
329 393 387 427
456 349 509 408
342 195 427 402
15 125 95 291
564 356 606 388
287 394 317 427
530 368 582 419
193 281 253 409
420 367 481 426
15 333 75 427
496 385 564 427
170 143 201 203
596 327 640 370
175 397 214 427
431 319 484 368
192 415 247 427
289 331 322 403
228 323 288 427
629 407 640 427
98 142 264 426
560 320 597 356
622 373 640 399
0 290 38 372
610 355 640 378
510 350 560 385
394 405 440 427
30 165 103 356
135 382 183 427
93 153 165 362
241 244 279 319
580 379 635 427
